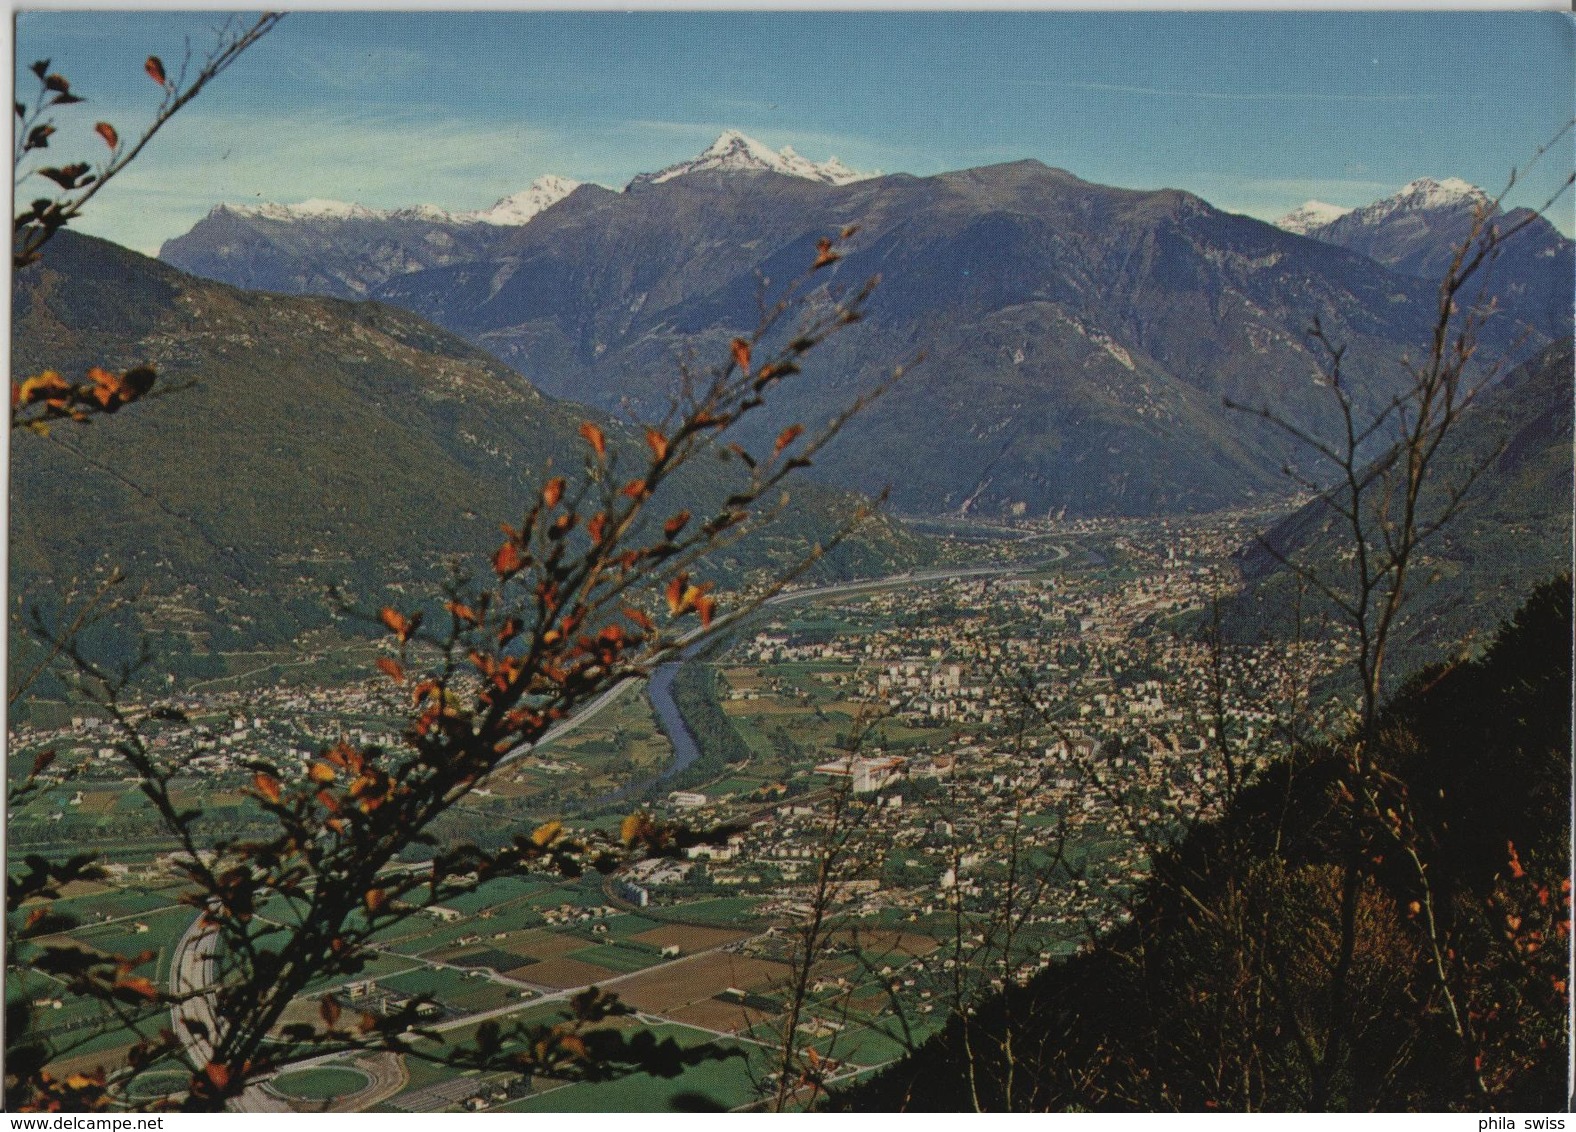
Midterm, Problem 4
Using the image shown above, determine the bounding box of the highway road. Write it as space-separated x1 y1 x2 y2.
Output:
168 912 292 1112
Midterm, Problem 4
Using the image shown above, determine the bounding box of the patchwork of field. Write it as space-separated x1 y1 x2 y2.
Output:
615 951 788 1016
629 923 751 952
509 955 621 988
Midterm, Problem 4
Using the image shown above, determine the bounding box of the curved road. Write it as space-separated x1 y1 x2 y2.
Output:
167 543 1071 1108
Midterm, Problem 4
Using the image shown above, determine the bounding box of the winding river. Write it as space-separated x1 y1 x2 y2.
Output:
621 544 1072 807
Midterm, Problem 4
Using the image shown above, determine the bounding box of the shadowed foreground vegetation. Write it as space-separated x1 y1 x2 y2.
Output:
838 577 1570 1112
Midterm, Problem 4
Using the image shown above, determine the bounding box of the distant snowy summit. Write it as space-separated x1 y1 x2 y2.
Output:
217 174 582 228
1275 200 1351 236
1276 177 1491 237
629 130 876 188
207 131 875 231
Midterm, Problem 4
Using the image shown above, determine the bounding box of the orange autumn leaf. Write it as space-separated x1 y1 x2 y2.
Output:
696 594 717 628
252 773 282 803
622 606 655 632
531 820 562 847
308 762 337 785
665 573 689 617
775 424 804 455
445 600 479 626
145 56 167 86
493 540 524 577
663 510 691 539
542 477 565 509
620 478 648 500
730 337 751 373
115 974 160 1001
94 121 118 148
364 888 388 913
620 811 654 845
379 607 415 642
17 371 69 405
375 657 404 683
578 421 606 458
645 427 668 461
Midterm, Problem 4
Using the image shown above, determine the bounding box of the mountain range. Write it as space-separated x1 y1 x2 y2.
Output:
1275 176 1572 335
160 133 1572 520
9 231 928 691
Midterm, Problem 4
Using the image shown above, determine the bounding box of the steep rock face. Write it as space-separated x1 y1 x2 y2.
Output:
160 156 1569 519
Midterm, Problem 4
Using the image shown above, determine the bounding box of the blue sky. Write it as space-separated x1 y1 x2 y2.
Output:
15 10 1575 254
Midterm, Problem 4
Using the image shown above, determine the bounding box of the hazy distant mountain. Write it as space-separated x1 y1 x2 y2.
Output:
1274 200 1351 236
1230 338 1573 669
10 232 927 677
158 175 584 301
159 144 1570 519
1277 177 1572 338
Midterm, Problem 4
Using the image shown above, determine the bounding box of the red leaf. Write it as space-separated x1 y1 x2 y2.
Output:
375 657 404 683
774 424 805 455
542 477 565 509
145 56 167 86
663 510 691 539
94 122 118 149
579 421 606 458
645 428 668 462
730 338 751 373
493 540 524 578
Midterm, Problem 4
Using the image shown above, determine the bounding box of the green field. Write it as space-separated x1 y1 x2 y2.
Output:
272 1065 371 1100
498 1023 769 1112
659 897 762 924
566 943 659 974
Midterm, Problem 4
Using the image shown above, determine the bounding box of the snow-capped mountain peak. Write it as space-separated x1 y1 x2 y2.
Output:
1394 176 1490 210
1341 177 1492 228
213 175 581 229
461 175 582 225
226 198 383 222
631 129 876 187
1275 200 1352 236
